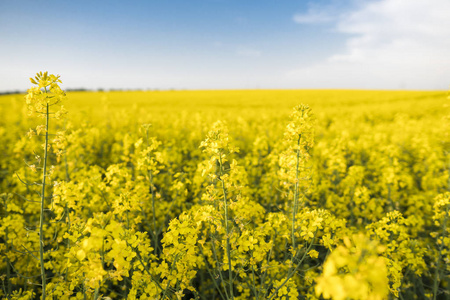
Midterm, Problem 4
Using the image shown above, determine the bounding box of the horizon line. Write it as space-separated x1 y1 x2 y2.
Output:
1 87 447 96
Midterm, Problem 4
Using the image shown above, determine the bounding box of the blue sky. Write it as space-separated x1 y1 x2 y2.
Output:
1 0 449 91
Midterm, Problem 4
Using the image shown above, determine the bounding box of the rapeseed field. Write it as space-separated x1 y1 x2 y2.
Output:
0 73 448 299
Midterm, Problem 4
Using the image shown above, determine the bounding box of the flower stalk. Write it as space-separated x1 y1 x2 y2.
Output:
24 71 66 299
39 102 49 300
218 155 234 300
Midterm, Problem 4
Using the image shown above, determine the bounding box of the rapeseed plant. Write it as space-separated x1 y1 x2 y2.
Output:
199 120 239 299
23 72 67 300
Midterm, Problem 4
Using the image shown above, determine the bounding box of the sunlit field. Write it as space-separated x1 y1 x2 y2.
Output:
0 77 449 299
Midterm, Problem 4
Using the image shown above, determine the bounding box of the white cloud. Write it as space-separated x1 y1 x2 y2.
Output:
289 0 450 89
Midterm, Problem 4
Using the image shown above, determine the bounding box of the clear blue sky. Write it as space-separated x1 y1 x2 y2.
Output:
1 0 449 91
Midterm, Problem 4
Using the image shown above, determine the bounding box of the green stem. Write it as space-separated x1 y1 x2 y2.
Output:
150 171 157 256
63 120 70 182
65 203 71 281
145 129 158 257
133 246 165 293
210 234 230 300
219 155 234 300
251 263 258 300
199 244 227 300
64 151 70 182
161 258 179 300
39 102 49 300
267 230 317 300
292 135 301 252
94 285 100 300
260 236 274 296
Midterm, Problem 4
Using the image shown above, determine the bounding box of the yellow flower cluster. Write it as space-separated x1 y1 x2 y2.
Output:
279 104 315 195
24 72 67 162
25 71 67 118
315 234 389 300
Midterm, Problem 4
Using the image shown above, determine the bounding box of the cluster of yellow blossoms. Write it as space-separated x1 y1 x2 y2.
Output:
316 234 389 300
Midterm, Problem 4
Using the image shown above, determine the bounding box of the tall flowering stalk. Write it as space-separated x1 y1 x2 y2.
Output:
279 104 315 250
264 104 316 299
200 120 239 300
135 124 164 256
24 72 66 299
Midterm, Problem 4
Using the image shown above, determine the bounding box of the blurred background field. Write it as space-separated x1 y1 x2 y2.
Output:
2 89 447 123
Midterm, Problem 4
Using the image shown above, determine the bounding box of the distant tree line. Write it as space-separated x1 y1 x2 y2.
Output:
0 88 173 95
